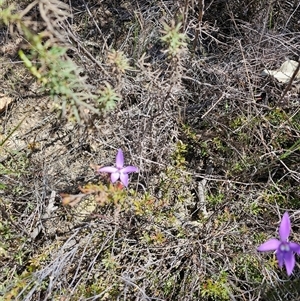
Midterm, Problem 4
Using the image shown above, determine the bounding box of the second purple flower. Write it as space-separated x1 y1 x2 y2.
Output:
257 212 300 276
98 149 138 187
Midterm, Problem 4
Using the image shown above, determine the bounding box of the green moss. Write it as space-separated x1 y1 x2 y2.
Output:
234 254 263 283
207 192 225 206
201 271 231 301
248 201 264 215
172 140 188 167
159 141 193 204
229 116 247 130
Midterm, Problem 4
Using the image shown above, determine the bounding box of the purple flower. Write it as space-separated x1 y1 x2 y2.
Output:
257 212 300 276
98 149 138 187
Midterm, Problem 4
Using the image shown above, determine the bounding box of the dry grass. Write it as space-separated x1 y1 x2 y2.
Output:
0 0 300 300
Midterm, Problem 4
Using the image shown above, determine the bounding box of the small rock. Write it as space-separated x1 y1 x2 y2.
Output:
0 95 13 113
262 60 300 83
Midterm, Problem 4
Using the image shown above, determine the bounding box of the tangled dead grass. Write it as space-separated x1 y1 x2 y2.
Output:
0 0 300 300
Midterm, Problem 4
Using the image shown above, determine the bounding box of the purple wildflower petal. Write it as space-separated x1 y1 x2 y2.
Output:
257 239 280 252
279 212 290 241
283 251 295 276
120 173 129 187
98 166 118 173
122 166 138 174
116 149 124 169
276 250 284 269
111 172 120 183
289 242 300 253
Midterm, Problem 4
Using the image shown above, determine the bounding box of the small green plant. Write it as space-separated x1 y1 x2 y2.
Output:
280 138 300 159
207 192 224 206
234 254 263 283
172 140 188 167
249 201 263 215
159 141 192 204
18 31 101 122
107 49 131 74
102 253 118 271
160 20 187 57
133 192 156 216
262 191 286 206
201 271 230 301
229 157 252 175
0 1 120 123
